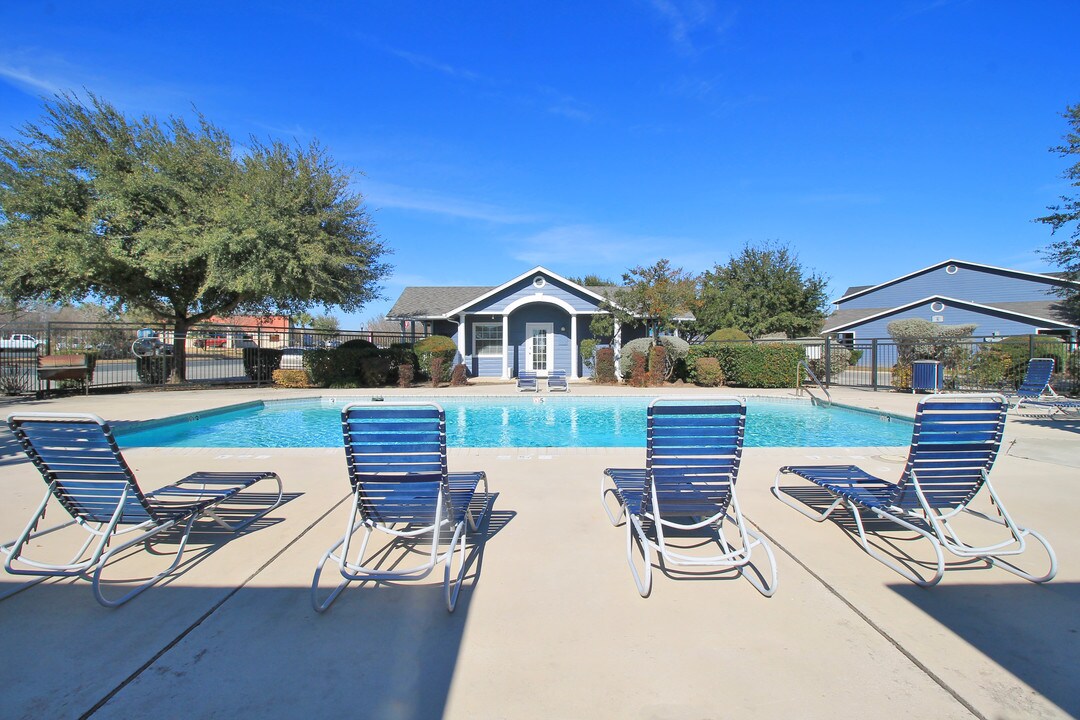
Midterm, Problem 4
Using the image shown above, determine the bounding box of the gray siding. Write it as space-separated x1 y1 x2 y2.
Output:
841 265 1064 310
845 301 1060 338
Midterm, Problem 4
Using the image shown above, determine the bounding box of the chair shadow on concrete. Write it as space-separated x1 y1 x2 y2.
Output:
774 484 993 580
312 491 514 612
1 491 302 604
889 581 1080 718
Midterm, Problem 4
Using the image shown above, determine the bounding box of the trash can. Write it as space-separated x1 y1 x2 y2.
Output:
912 360 943 393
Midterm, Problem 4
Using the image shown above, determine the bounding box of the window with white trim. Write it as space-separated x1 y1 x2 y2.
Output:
473 323 503 356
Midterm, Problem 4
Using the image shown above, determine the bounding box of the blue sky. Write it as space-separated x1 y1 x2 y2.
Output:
1 1 1078 329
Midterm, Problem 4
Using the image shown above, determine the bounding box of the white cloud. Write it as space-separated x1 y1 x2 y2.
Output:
0 61 62 95
361 180 542 224
646 0 738 55
507 224 717 275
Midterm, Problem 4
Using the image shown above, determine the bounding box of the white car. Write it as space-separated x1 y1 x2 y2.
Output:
0 334 43 351
279 347 307 370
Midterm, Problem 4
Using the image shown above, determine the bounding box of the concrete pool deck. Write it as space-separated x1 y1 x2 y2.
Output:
0 383 1077 719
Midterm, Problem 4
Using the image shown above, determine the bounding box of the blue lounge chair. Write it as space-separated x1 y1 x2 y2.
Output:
547 369 568 392
2 412 283 607
1015 357 1056 405
312 402 489 612
774 394 1056 586
517 371 538 391
1013 358 1080 416
601 397 777 597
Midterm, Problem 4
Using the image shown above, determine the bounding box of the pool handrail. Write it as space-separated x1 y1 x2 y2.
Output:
796 360 832 406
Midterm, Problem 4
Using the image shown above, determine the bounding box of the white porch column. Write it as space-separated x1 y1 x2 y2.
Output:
613 317 622 381
570 314 579 380
502 314 510 379
457 313 466 363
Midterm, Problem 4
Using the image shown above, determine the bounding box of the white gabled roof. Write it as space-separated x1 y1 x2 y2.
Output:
825 295 1079 333
832 259 1079 305
443 265 621 318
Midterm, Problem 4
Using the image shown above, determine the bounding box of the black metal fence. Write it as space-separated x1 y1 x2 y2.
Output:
4 322 1075 396
0 321 426 396
756 336 1078 394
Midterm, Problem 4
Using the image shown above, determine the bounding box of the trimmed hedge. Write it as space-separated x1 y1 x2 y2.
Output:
694 357 724 386
272 369 313 388
687 343 802 388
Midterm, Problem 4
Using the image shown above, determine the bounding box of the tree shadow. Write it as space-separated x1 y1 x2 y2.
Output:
889 581 1080 718
0 492 516 719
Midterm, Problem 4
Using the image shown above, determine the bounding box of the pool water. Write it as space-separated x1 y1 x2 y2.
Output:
116 396 913 449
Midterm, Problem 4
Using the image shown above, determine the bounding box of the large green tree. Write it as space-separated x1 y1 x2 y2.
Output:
1036 102 1080 322
0 92 390 378
697 241 828 339
609 259 698 340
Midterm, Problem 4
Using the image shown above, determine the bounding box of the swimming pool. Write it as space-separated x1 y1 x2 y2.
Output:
116 396 913 448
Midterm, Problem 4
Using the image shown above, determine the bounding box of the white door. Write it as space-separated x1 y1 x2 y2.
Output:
525 323 553 376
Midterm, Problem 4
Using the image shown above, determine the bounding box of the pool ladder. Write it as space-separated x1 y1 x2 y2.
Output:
796 360 832 406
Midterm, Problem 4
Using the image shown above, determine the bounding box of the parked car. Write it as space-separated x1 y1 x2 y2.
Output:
279 347 308 370
204 333 228 348
0 334 43 351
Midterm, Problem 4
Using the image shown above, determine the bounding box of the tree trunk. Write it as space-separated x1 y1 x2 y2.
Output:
171 316 188 382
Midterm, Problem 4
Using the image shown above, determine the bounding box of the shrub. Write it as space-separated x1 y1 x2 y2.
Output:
398 363 414 388
892 363 912 391
430 356 445 387
579 338 598 373
450 363 468 386
305 348 393 388
694 357 724 386
659 335 690 381
242 347 283 382
136 354 175 384
414 335 456 382
628 351 649 387
648 345 667 386
384 344 420 385
272 369 312 388
358 354 392 386
593 347 617 384
997 336 1069 388
338 338 378 351
618 338 655 377
706 327 751 343
808 347 852 380
957 345 1014 390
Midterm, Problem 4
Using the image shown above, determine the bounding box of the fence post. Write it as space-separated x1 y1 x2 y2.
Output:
45 321 52 356
824 336 832 387
871 339 878 391
1029 334 1035 363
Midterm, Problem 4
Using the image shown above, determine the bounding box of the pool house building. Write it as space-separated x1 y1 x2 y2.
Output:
387 267 647 379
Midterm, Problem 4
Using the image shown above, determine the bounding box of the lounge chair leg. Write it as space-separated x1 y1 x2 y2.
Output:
735 526 779 598
855 505 945 587
984 527 1058 583
626 516 652 597
444 523 468 612
600 477 627 526
92 516 189 608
